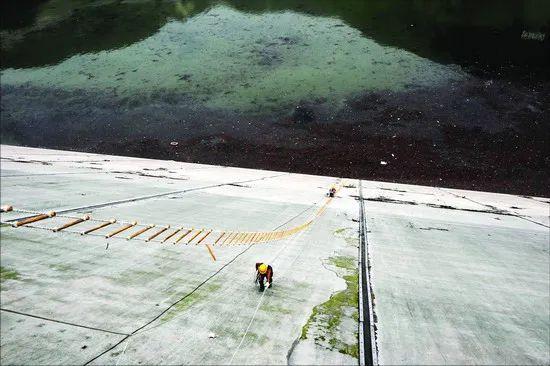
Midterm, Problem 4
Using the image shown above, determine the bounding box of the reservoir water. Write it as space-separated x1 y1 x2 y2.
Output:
1 0 549 195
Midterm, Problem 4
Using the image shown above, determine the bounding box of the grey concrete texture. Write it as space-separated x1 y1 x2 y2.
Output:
1 145 358 365
362 191 549 364
1 145 549 365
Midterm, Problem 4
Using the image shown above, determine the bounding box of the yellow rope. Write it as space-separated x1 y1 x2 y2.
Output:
3 183 341 246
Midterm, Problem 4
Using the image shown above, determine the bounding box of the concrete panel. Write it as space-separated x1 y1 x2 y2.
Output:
366 201 549 365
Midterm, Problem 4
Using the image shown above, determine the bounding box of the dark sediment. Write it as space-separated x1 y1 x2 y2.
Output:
1 76 549 197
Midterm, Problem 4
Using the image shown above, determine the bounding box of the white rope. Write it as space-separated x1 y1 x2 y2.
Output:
228 285 269 364
228 224 313 365
228 179 340 364
115 337 131 366
107 203 315 365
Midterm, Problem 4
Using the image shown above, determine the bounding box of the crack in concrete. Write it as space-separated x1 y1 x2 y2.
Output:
358 181 378 366
0 308 129 336
83 199 319 365
5 173 288 222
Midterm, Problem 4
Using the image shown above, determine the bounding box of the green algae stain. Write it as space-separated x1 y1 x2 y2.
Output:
243 331 270 345
334 228 359 248
160 282 221 323
1 5 463 113
114 269 165 286
160 292 203 322
1 266 20 283
330 256 356 272
300 256 359 359
49 263 73 272
263 304 293 315
339 342 359 358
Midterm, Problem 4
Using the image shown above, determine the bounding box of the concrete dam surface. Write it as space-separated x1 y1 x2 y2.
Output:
0 145 548 365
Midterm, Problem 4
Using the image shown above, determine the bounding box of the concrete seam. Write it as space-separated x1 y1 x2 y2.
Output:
358 180 378 366
83 201 319 365
0 308 129 336
439 187 549 228
5 173 288 222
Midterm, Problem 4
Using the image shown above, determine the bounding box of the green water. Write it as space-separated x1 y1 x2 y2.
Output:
1 4 467 113
0 0 548 195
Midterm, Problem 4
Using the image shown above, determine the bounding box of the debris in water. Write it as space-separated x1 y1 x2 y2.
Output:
291 104 315 123
170 141 179 146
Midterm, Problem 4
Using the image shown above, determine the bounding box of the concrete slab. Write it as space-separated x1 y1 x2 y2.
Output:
0 310 124 365
366 202 549 365
1 145 548 365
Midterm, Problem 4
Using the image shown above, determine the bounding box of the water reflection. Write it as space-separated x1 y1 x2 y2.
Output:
1 5 464 112
1 0 548 75
0 0 548 195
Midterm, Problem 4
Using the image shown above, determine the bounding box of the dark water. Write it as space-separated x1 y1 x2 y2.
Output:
1 0 549 195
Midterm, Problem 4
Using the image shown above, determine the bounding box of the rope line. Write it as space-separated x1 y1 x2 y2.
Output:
1 185 341 248
0 308 129 336
228 179 340 364
87 199 322 365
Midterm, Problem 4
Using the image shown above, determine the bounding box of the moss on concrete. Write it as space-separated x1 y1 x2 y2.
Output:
161 282 221 322
339 342 359 358
49 263 73 272
300 256 359 359
330 256 356 272
1 266 20 283
263 304 293 315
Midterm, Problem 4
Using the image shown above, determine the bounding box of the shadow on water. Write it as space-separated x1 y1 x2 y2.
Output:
0 0 210 69
2 0 549 77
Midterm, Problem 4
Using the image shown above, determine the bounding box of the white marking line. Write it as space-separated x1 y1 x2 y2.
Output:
228 218 318 364
76 194 327 364
115 339 131 366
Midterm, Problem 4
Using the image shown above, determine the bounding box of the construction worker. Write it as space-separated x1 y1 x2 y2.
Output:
255 262 273 292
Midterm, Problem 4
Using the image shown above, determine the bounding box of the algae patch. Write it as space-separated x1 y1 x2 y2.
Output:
161 282 221 323
263 303 293 315
334 227 359 248
49 263 73 272
1 266 20 283
300 256 359 358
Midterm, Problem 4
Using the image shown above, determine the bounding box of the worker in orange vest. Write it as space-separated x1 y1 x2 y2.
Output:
255 262 273 292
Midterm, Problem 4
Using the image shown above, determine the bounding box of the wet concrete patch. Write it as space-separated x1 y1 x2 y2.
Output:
290 256 359 364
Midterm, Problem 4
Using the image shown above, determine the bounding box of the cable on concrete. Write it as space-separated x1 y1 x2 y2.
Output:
228 179 340 364
6 173 288 223
84 202 318 365
0 308 129 336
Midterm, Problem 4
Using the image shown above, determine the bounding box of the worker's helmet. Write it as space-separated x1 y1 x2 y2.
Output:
258 263 268 274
